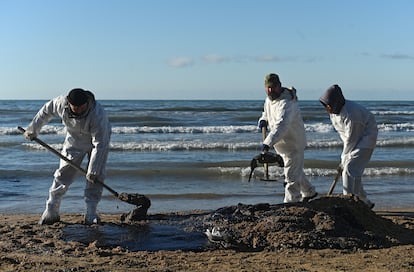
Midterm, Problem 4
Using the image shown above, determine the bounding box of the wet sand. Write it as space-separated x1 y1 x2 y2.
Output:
1 196 414 272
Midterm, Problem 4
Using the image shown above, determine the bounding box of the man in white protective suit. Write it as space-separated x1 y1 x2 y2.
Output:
319 84 378 209
24 88 111 225
258 73 317 203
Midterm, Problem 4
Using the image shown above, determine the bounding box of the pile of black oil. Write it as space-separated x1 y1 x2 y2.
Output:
62 223 207 251
61 195 414 252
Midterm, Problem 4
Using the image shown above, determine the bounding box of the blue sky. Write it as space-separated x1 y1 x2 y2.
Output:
1 0 413 100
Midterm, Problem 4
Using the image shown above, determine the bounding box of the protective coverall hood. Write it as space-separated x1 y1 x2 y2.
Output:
319 85 345 114
67 90 96 119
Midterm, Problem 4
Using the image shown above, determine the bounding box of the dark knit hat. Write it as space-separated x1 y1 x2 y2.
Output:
319 84 345 114
67 88 88 106
264 73 281 88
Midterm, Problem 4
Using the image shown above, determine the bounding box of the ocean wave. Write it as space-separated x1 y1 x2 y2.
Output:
2 125 259 136
306 140 343 148
111 124 335 134
18 136 414 152
4 122 414 136
305 123 333 133
22 142 63 151
19 141 254 152
111 125 257 134
378 123 414 132
110 141 259 151
372 110 414 115
307 137 414 148
3 165 412 179
2 125 65 136
377 138 414 147
243 166 414 178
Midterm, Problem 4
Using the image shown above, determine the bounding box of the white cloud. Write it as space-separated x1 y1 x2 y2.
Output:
256 55 281 62
202 54 230 63
168 54 306 67
167 57 194 68
381 53 414 60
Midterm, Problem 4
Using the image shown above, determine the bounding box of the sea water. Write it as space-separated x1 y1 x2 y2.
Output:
1 99 414 215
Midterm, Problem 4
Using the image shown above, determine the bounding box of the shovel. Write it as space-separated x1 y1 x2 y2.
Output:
327 165 343 195
248 152 284 182
248 157 258 182
255 127 280 181
261 127 270 180
17 126 150 209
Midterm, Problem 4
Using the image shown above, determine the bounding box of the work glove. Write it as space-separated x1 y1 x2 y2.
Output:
261 144 270 153
23 131 37 141
86 173 98 184
258 120 267 131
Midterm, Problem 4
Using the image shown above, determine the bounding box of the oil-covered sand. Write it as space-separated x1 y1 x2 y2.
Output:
1 195 414 272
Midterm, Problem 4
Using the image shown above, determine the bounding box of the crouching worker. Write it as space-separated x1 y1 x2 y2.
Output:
319 84 378 208
258 73 317 203
24 88 111 225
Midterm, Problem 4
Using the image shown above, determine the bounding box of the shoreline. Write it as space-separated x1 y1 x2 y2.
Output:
2 199 414 271
2 205 414 216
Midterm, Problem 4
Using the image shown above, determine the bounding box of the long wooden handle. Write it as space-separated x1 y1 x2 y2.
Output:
17 126 119 197
327 166 342 195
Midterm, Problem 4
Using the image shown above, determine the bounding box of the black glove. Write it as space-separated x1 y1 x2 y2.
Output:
261 144 270 153
258 120 267 130
86 173 98 183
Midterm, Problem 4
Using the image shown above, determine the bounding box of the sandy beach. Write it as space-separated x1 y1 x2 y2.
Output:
1 196 414 272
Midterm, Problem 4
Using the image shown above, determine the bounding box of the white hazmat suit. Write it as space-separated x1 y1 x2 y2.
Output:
25 91 111 224
259 88 316 203
320 85 377 207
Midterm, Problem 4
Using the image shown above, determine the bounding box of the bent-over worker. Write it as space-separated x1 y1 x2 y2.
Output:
320 84 377 208
24 88 111 224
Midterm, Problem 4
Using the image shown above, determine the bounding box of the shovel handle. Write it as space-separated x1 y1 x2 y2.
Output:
327 166 342 195
261 127 269 180
17 126 119 197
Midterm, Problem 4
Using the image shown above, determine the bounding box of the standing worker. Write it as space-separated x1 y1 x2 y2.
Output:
258 73 317 203
23 88 111 225
319 84 377 208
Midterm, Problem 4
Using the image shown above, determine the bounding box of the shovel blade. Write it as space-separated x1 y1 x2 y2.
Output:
118 193 151 208
260 178 278 182
255 152 284 167
248 158 258 182
119 193 151 223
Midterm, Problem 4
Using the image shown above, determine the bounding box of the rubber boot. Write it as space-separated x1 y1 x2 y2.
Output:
84 202 101 225
353 192 375 209
39 184 66 225
302 192 318 203
283 181 302 203
301 184 318 202
365 199 375 209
